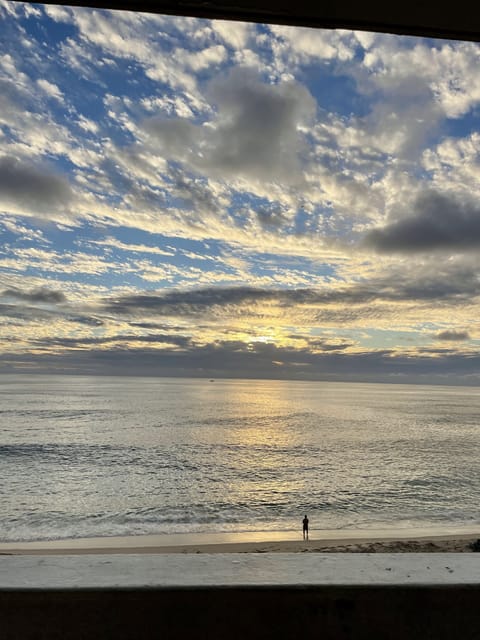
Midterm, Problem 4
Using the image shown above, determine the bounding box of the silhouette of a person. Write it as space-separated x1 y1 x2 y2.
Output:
302 514 309 540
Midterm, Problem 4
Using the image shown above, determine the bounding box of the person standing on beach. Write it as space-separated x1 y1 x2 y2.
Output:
302 514 309 540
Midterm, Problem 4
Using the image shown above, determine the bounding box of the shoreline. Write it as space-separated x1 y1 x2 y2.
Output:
1 527 480 555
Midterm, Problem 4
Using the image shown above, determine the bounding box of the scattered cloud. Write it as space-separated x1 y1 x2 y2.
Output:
0 3 479 382
36 78 64 102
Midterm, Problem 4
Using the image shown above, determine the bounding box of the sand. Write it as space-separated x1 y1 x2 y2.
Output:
1 528 480 555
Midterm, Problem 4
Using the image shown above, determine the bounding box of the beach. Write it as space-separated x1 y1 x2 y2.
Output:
1 528 479 555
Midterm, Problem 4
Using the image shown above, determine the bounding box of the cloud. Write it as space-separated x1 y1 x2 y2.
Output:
34 333 191 349
206 68 315 182
364 191 480 253
103 270 480 322
105 285 391 319
0 303 58 322
0 247 117 277
36 78 64 102
143 68 316 184
361 39 480 120
211 20 252 50
0 216 47 241
42 4 71 22
88 237 176 257
169 169 227 218
129 321 187 331
3 336 480 385
104 286 279 316
435 330 470 341
2 286 66 304
77 115 99 134
177 44 227 72
269 25 356 64
3 7 480 385
65 314 104 327
255 205 289 229
307 337 354 352
0 155 73 215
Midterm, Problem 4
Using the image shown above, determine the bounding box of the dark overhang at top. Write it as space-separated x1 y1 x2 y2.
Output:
18 1 480 43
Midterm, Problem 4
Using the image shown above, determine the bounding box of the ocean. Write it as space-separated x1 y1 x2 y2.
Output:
1 374 480 543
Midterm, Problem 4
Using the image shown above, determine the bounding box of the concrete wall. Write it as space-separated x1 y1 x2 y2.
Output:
1 554 480 639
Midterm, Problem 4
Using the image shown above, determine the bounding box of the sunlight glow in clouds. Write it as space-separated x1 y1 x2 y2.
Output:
1 1 480 383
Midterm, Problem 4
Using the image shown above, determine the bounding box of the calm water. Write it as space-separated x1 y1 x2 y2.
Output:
1 374 480 542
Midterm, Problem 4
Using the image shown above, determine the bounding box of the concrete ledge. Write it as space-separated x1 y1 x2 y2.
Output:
1 553 480 588
1 554 480 639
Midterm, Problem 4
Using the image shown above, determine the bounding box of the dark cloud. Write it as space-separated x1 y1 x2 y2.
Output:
144 119 196 159
66 315 104 327
170 168 223 217
129 321 186 331
0 303 55 321
435 330 470 341
103 270 480 320
255 206 289 229
364 191 480 253
415 346 465 355
104 286 281 315
287 333 353 351
364 82 443 160
2 338 480 385
105 286 326 317
0 294 104 328
32 334 191 349
307 338 354 351
0 155 73 213
365 261 480 303
312 304 401 324
206 69 315 181
144 68 315 183
2 287 66 304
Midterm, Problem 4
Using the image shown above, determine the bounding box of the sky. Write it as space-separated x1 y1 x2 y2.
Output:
1 1 480 384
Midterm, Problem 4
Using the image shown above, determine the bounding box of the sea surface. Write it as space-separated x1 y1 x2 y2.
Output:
1 374 480 543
